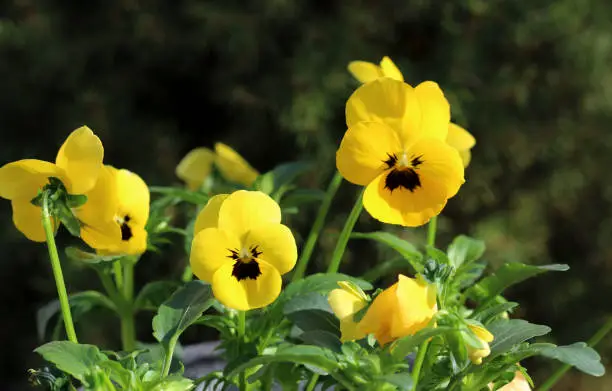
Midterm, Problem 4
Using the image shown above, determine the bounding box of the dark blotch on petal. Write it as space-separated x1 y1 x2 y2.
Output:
383 153 398 169
120 223 133 241
232 260 262 281
384 168 421 192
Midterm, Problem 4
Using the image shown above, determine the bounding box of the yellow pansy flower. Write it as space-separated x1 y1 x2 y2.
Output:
190 191 297 310
328 281 369 342
466 323 494 365
77 165 150 255
348 56 476 167
359 274 437 346
337 78 465 226
176 143 259 190
0 126 103 241
491 371 531 391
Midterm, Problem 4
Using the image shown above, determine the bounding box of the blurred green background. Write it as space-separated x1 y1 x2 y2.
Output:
1 0 612 389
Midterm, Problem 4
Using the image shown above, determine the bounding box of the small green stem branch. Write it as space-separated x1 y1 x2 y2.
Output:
326 189 364 274
237 311 247 391
292 171 343 282
411 216 439 390
538 314 612 391
161 336 178 377
305 373 320 391
119 261 136 352
42 193 78 343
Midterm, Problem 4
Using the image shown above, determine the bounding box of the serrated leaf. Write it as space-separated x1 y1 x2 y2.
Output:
535 342 605 376
281 273 372 301
466 263 568 302
35 341 108 382
487 319 551 356
447 235 485 268
135 281 181 311
471 302 519 324
351 232 424 272
284 292 340 335
299 330 342 352
454 260 488 290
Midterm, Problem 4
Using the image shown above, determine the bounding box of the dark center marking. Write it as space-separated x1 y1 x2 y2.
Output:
120 215 133 241
382 154 425 193
227 246 264 281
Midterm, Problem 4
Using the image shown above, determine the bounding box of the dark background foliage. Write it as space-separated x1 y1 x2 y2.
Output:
1 1 611 389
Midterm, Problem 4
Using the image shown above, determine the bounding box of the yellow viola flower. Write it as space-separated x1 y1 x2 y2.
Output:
337 78 465 226
77 165 150 255
359 274 437 346
190 191 297 311
348 56 476 167
492 371 531 391
328 281 369 342
0 126 103 241
466 323 494 365
175 143 259 189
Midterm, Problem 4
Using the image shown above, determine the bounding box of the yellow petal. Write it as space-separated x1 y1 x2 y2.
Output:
329 287 368 341
495 372 531 391
459 149 472 167
81 220 122 251
347 61 384 84
176 147 215 190
391 275 437 337
55 126 104 194
446 123 476 151
359 283 398 346
0 159 62 200
11 198 47 242
346 78 421 144
76 165 119 226
214 143 259 186
193 194 229 234
409 137 465 198
217 190 281 238
336 121 402 186
115 168 150 226
190 228 240 282
469 324 494 343
379 56 404 81
244 223 297 275
413 82 450 141
212 259 282 311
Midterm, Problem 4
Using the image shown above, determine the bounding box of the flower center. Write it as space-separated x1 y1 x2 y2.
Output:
116 215 133 241
383 153 424 192
228 245 263 281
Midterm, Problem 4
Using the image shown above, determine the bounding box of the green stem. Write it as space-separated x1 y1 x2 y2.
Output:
538 315 612 391
237 311 247 391
326 189 364 274
161 336 178 377
292 171 343 281
411 216 439 390
119 261 136 352
305 374 319 391
41 193 78 343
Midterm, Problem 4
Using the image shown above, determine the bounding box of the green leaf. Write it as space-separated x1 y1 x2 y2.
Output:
280 188 326 208
145 375 194 391
454 260 487 290
284 293 340 335
35 341 108 382
471 302 519 324
466 263 569 302
281 273 372 301
153 281 215 346
37 291 116 341
299 330 342 352
55 202 81 237
149 186 210 204
65 246 122 264
447 235 485 268
254 161 313 197
535 342 605 376
391 326 457 359
65 194 88 208
378 373 414 390
227 345 338 378
351 232 424 272
134 281 182 311
487 319 551 356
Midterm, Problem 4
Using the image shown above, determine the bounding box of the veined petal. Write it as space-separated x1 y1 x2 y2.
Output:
190 228 240 282
0 159 61 200
391 275 437 337
244 223 297 275
446 123 476 151
409 138 465 198
11 198 48 242
336 121 402 186
76 165 119 226
212 260 282 311
115 168 150 226
176 147 215 190
193 194 229 234
214 143 259 187
379 56 404 81
413 82 450 141
81 220 122 251
347 61 384 84
55 126 104 194
218 191 281 239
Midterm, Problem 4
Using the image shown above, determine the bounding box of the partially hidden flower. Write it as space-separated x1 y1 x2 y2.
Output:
359 274 437 346
190 190 297 310
491 371 531 391
348 56 476 167
176 143 259 190
0 126 103 241
328 281 369 342
77 165 150 255
337 77 465 226
466 323 494 365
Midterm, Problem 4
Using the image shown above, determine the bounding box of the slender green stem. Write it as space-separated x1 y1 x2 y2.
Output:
326 189 364 274
237 311 247 391
411 216 439 390
41 193 78 343
305 373 320 391
292 171 343 281
161 336 178 377
538 315 612 391
119 261 136 351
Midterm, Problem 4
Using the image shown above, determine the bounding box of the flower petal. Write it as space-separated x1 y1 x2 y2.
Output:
347 61 384 83
76 165 119 226
190 228 240 282
244 223 297 275
379 56 404 81
212 260 282 311
81 220 122 251
413 81 450 141
409 138 465 198
214 143 259 186
358 283 397 346
193 194 229 234
55 126 104 194
390 275 437 337
11 198 47 242
336 121 402 186
329 288 366 320
176 147 215 190
115 168 150 226
446 123 476 151
0 159 61 200
217 190 281 238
